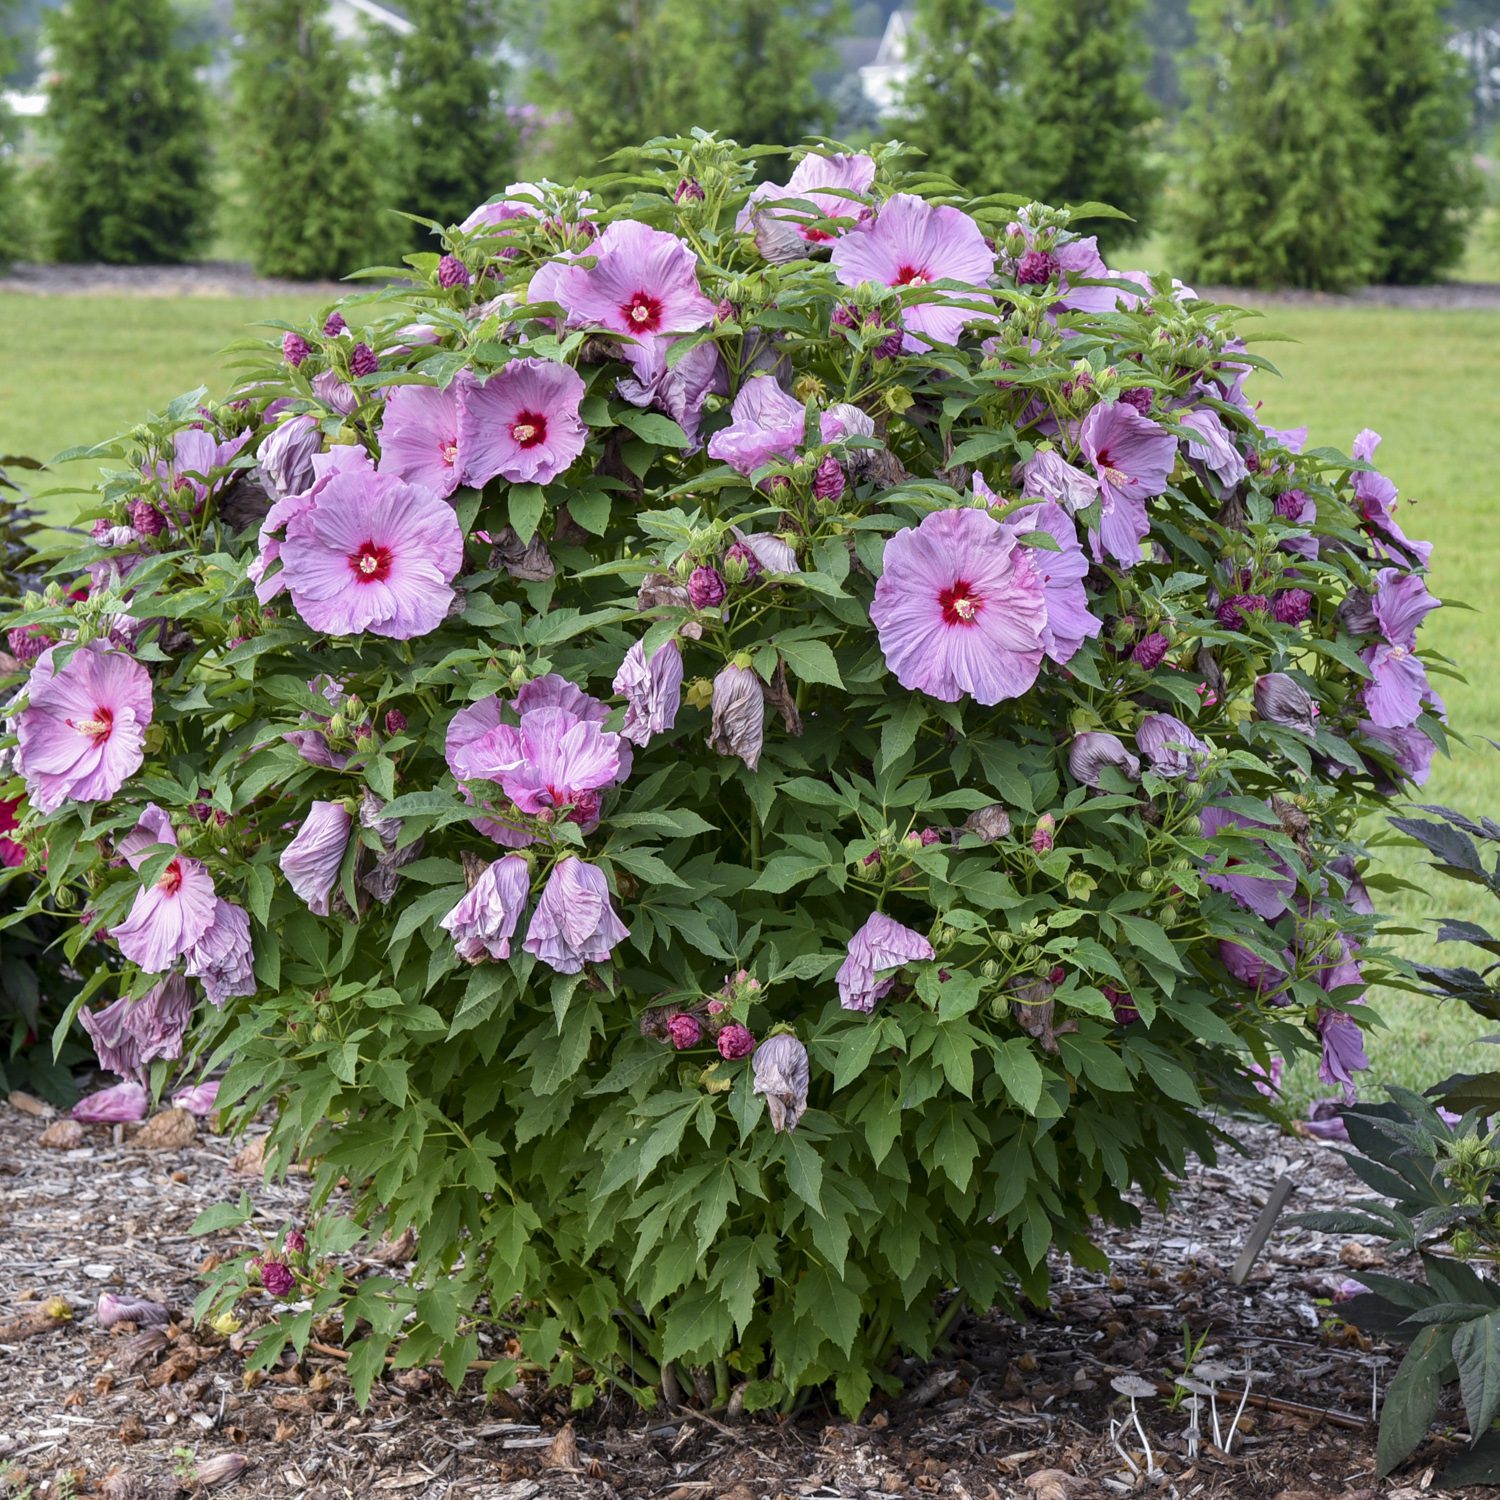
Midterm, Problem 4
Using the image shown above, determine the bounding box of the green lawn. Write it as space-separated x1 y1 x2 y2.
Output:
0 287 1495 1111
0 295 325 481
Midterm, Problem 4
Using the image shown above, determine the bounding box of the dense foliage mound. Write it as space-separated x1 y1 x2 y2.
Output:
0 137 1448 1413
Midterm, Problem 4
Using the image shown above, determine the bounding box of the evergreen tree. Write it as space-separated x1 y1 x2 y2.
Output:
1350 0 1481 284
533 0 840 178
0 0 18 266
1174 0 1379 290
40 0 213 264
231 0 389 280
385 0 515 238
899 0 1016 194
1007 0 1161 253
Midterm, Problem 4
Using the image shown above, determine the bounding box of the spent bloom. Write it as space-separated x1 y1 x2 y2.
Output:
279 470 464 640
258 414 322 502
871 507 1047 705
706 375 849 478
440 854 531 962
708 664 765 771
753 1033 810 1132
72 1080 149 1123
837 911 935 1012
1068 731 1141 789
1136 714 1208 779
280 801 353 916
1018 447 1098 512
523 857 629 974
18 643 153 814
613 638 683 747
79 973 195 1080
1318 1009 1369 1104
184 899 257 1006
1255 673 1320 736
831 193 995 351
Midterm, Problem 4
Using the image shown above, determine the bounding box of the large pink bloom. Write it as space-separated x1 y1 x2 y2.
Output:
1078 402 1177 568
459 358 588 486
279 470 464 639
454 706 623 828
553 219 715 362
871 507 1048 704
707 376 841 476
738 152 876 262
523 857 629 974
112 813 218 973
377 383 463 498
251 444 376 604
831 193 995 352
18 643 153 814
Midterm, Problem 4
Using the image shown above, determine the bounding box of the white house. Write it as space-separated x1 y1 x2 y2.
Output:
858 9 912 116
328 0 415 43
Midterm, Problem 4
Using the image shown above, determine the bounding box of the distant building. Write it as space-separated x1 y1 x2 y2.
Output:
328 0 414 42
858 8 911 116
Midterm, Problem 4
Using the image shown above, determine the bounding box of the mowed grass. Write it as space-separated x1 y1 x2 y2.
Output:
0 294 325 502
0 289 1495 1109
1243 300 1500 1108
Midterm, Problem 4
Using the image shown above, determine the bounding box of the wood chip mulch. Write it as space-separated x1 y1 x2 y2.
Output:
0 1094 1485 1500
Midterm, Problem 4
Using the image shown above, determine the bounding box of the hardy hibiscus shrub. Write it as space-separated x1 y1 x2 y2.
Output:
0 138 1450 1412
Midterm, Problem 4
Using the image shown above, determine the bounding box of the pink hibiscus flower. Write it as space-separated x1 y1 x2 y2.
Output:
18 643 153 814
459 358 588 486
377 383 464 498
553 219 716 363
111 809 218 973
830 193 995 352
738 151 876 262
871 507 1048 704
1077 401 1177 568
278 470 464 640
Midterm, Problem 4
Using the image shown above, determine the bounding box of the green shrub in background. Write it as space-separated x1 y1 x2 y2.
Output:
39 0 214 264
230 0 391 280
382 0 516 248
1174 0 1379 290
1350 0 1483 286
1006 0 1161 256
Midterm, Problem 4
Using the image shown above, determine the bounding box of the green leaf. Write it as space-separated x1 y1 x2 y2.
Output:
782 1132 824 1214
750 855 826 894
1377 1325 1448 1476
1453 1311 1500 1443
347 1334 390 1408
994 1039 1045 1115
190 1194 253 1236
793 1264 862 1356
777 637 843 689
508 483 545 543
617 409 690 448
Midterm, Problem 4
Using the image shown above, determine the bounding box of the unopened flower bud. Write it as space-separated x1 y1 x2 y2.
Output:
1131 631 1170 669
1273 588 1314 625
717 1022 755 1060
813 456 846 502
383 708 407 734
323 311 346 337
282 331 310 367
350 343 379 378
128 499 167 536
687 566 726 610
438 254 471 289
258 1259 294 1298
666 1013 702 1050
1031 813 1056 854
674 177 705 204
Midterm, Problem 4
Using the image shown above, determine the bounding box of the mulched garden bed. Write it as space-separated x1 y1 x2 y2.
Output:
0 1094 1482 1499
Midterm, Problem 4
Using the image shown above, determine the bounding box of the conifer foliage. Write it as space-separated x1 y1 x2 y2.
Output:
1006 0 1161 254
39 0 213 264
231 0 388 280
1349 0 1482 285
1174 0 1379 290
385 0 515 239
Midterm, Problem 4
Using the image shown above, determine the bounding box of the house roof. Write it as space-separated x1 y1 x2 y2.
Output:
332 0 415 36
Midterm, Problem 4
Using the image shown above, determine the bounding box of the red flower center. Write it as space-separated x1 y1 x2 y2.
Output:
622 291 663 331
350 541 393 583
68 707 114 744
939 579 982 627
802 226 834 244
158 858 184 895
894 264 930 287
510 411 548 449
441 437 459 468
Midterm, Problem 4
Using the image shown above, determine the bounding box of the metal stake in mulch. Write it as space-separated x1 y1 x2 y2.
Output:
1228 1175 1296 1286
